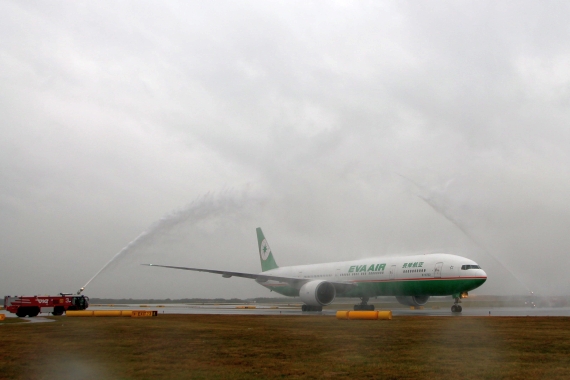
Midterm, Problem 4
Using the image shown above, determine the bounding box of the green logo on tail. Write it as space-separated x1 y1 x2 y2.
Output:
256 228 279 272
260 239 271 260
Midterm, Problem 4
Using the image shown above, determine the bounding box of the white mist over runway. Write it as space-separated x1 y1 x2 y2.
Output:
398 174 533 294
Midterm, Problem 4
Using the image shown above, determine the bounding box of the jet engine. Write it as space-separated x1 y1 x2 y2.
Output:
395 295 430 307
299 280 336 306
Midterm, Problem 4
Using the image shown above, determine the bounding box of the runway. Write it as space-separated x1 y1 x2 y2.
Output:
86 304 570 317
3 305 570 319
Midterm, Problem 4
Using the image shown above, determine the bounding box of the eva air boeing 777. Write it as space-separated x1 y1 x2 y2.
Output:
144 228 487 312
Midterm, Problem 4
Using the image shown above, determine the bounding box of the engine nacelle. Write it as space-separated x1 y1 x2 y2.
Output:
299 280 336 306
395 295 430 307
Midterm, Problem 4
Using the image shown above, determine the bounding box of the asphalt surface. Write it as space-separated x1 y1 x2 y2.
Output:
88 304 570 317
3 305 570 319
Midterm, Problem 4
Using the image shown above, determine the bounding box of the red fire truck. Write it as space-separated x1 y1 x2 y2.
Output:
3 294 89 317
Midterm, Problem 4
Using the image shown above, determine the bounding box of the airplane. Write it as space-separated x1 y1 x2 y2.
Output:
144 228 487 312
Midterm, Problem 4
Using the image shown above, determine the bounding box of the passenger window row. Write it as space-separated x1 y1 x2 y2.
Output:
404 269 426 273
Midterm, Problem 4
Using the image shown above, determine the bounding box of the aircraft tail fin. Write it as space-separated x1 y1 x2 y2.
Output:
256 228 279 272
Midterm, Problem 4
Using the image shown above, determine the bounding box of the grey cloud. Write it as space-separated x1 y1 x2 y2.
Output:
1 1 569 299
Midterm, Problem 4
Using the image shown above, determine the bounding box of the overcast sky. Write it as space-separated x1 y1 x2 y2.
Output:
2 1 569 299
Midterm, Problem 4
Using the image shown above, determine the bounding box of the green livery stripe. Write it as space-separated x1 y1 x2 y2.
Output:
346 277 486 297
264 277 486 298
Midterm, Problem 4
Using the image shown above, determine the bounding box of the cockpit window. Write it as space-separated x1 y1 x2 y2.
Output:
461 264 481 270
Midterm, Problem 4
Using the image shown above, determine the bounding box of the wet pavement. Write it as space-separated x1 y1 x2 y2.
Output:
3 305 570 319
87 304 570 317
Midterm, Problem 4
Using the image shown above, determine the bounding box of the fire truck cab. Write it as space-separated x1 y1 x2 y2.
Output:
3 294 90 317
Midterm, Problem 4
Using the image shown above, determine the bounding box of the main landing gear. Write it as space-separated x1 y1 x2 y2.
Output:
451 296 463 313
301 305 322 312
354 297 375 311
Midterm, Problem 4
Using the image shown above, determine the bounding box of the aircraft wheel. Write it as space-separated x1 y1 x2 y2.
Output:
354 304 374 311
451 305 457 312
456 305 462 312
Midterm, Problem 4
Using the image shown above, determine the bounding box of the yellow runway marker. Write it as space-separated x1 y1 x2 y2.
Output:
336 310 392 320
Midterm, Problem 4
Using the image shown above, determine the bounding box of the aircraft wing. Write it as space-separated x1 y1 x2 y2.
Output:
142 264 356 293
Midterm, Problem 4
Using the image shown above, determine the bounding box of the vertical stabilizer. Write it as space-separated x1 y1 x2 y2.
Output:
256 228 279 272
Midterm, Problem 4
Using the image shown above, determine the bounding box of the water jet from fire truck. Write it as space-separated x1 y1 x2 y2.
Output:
77 193 245 294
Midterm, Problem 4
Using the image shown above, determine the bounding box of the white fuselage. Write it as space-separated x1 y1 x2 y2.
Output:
258 253 487 297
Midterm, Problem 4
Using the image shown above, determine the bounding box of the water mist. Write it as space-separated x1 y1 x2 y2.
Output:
79 191 260 294
397 173 532 294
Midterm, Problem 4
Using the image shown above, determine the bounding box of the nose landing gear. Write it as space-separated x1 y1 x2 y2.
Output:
451 296 462 313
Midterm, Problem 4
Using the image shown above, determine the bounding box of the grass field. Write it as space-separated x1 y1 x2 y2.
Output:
1 315 570 379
